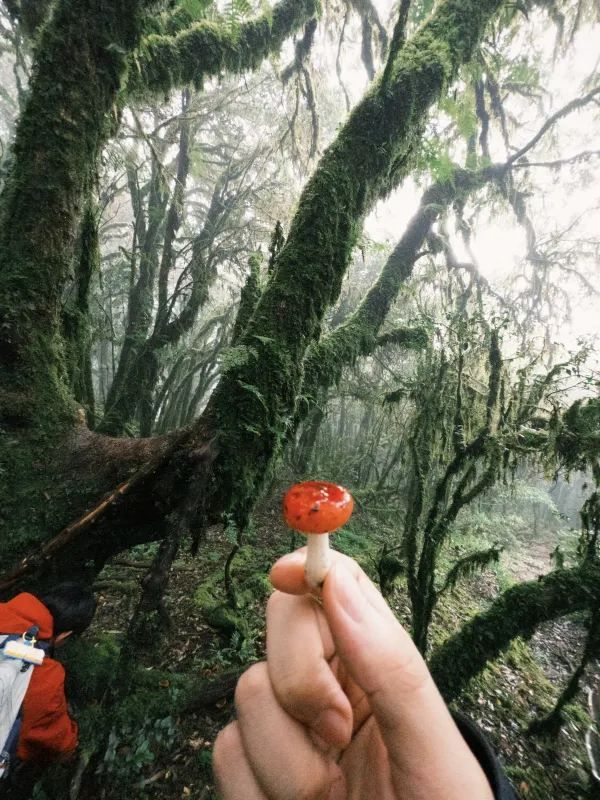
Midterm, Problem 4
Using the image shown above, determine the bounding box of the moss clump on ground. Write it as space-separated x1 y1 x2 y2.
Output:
194 544 272 636
63 632 122 705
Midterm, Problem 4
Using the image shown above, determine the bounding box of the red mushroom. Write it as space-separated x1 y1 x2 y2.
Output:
283 481 354 587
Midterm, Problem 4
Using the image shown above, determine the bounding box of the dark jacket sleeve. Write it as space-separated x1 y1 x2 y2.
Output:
453 713 518 800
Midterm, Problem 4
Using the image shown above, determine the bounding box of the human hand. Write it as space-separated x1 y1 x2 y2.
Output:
213 550 494 800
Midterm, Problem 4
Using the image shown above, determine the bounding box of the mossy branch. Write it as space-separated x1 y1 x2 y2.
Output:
424 329 503 543
301 166 503 410
557 398 600 480
381 0 411 86
231 253 263 345
348 0 389 81
430 563 600 701
193 0 506 529
280 18 317 84
129 0 320 97
375 326 429 350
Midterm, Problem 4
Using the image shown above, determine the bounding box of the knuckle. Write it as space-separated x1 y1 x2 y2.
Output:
366 657 430 712
212 722 240 777
275 659 337 717
295 776 332 800
266 588 287 618
234 661 268 710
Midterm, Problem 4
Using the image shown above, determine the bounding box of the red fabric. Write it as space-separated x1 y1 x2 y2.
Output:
0 593 78 762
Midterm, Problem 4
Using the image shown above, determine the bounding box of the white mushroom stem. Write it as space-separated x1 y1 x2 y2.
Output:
305 533 331 588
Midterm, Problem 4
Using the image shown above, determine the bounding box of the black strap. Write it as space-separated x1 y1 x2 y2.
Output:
0 628 51 653
452 712 518 800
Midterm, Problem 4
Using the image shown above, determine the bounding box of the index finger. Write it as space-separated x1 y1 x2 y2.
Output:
270 547 362 595
266 590 353 749
270 548 393 621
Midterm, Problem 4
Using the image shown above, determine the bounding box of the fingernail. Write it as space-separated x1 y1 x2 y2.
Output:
314 707 350 749
330 564 365 623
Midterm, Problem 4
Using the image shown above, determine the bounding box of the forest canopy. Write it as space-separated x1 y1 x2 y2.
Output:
0 0 599 797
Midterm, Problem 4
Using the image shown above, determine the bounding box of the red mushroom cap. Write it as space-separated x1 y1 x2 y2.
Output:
283 481 354 534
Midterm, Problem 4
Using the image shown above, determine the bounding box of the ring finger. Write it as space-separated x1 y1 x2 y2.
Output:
213 721 269 800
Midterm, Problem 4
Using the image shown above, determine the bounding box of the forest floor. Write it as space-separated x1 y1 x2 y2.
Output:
41 495 600 800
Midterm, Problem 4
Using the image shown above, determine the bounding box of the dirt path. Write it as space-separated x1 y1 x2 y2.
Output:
506 539 554 582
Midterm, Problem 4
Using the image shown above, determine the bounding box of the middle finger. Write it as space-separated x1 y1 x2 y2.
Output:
235 661 344 800
266 590 354 749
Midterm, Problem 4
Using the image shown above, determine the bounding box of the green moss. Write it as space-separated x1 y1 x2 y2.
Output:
0 423 106 573
456 637 595 800
237 570 272 602
430 563 600 701
130 0 320 96
0 0 146 424
195 572 247 634
63 632 122 705
63 197 99 426
557 398 600 480
202 604 249 635
231 253 263 345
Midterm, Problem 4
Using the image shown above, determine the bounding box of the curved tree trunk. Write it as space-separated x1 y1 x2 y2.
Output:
184 0 507 533
430 563 600 701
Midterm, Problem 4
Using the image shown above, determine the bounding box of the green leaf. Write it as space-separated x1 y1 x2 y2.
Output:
178 0 213 17
252 334 276 346
237 380 268 411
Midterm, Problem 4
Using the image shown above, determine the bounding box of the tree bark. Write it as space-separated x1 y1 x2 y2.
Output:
99 154 169 435
0 0 147 423
63 197 100 427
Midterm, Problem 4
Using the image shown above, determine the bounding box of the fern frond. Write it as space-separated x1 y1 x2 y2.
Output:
439 545 502 595
225 0 254 30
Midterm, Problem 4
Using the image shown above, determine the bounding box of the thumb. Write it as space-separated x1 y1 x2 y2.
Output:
322 561 431 710
322 562 494 798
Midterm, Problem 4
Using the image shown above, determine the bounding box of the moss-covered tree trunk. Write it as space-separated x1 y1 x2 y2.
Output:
190 0 507 533
430 563 600 701
0 0 317 582
63 197 101 428
0 0 147 424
